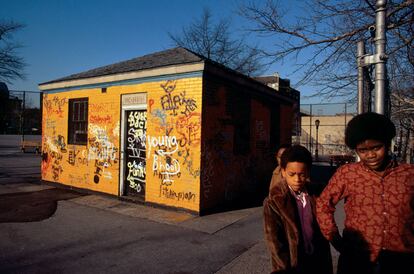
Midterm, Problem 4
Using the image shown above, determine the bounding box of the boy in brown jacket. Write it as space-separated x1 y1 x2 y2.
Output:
263 145 332 274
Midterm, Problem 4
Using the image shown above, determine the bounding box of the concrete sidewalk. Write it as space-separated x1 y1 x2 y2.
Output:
1 181 341 274
70 193 272 273
0 144 273 273
0 180 272 273
0 144 343 274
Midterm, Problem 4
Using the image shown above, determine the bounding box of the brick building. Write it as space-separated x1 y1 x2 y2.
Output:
39 47 299 214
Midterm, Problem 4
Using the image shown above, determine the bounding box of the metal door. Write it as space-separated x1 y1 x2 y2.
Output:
123 109 146 197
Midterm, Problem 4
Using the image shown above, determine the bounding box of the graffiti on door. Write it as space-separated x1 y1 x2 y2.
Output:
124 110 147 196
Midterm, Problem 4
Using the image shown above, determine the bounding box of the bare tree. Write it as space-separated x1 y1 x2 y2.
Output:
391 83 414 161
240 0 414 101
169 8 265 76
0 20 25 83
392 87 414 135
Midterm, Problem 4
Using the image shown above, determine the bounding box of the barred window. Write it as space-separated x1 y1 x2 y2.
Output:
68 98 88 145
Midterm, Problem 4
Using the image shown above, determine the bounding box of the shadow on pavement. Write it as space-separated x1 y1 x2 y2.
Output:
0 188 85 223
203 164 338 215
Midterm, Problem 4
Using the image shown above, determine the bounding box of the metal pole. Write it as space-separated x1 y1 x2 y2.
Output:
21 91 25 142
315 127 319 159
315 119 320 160
345 103 349 155
344 103 347 126
40 92 43 137
309 104 312 153
374 0 387 114
357 41 365 114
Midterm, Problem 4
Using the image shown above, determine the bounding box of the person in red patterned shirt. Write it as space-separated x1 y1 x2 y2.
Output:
316 112 414 274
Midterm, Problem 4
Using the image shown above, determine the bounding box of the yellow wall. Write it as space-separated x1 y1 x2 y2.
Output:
42 88 120 195
145 79 202 212
41 77 202 212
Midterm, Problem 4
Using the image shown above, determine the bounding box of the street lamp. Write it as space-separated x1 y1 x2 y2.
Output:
315 119 320 160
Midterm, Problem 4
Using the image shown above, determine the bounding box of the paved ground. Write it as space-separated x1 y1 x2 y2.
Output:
0 135 343 274
0 187 269 273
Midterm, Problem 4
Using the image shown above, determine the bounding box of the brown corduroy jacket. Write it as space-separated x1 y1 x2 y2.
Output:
263 181 333 274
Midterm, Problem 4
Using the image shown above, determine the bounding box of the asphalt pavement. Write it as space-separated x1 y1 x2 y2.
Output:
0 136 343 274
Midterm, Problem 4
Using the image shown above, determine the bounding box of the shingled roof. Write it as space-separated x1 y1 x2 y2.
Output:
40 47 205 85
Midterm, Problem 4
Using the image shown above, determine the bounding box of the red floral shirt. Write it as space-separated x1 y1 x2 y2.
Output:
316 161 414 261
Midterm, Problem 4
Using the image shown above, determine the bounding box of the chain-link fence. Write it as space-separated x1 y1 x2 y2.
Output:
293 103 357 162
0 90 42 136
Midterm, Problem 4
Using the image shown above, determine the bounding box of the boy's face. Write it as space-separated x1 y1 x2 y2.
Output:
356 139 387 171
281 161 309 192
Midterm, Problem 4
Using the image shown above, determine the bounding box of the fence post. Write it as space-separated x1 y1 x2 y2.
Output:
344 103 347 131
20 91 26 142
309 104 312 154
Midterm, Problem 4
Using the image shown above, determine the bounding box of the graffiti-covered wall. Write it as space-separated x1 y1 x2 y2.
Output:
41 77 203 212
41 72 294 213
42 90 120 194
145 79 202 212
200 76 293 212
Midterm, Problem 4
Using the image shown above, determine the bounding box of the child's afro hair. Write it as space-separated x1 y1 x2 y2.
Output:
345 112 396 149
280 145 312 169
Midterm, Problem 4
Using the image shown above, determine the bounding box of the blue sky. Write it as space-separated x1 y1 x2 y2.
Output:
1 0 321 103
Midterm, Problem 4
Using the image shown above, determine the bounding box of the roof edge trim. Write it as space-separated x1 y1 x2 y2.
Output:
39 62 205 91
41 71 204 94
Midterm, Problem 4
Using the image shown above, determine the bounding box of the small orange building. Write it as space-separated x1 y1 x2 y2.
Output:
39 47 299 214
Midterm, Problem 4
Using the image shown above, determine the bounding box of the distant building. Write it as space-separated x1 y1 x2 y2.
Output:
39 47 299 214
254 74 301 136
254 73 294 93
298 113 355 156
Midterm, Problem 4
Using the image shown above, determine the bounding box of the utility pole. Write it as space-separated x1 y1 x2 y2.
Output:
309 104 312 154
20 91 25 142
374 0 387 115
357 0 388 115
357 41 366 114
